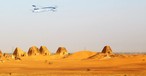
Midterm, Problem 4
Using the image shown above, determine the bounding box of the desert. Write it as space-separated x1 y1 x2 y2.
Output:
1 0 146 76
0 46 145 76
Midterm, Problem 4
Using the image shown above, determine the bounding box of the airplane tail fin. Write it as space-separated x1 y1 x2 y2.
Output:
32 5 36 7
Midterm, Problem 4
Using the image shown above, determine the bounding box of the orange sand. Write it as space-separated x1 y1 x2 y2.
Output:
0 52 146 76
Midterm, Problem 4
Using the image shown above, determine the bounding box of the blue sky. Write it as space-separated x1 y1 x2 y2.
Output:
0 0 146 53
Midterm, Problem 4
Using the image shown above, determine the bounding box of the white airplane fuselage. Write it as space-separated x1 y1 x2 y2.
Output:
32 5 56 13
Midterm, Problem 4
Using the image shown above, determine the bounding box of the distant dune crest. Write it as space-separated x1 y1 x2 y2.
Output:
0 45 114 60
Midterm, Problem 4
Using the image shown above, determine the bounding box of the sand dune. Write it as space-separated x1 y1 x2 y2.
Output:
65 50 97 60
0 54 145 76
0 46 146 76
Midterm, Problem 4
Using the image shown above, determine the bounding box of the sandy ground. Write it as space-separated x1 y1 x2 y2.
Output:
0 53 146 76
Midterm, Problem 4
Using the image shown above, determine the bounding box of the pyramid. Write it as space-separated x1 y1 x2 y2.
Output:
0 50 2 57
13 47 26 58
56 47 68 55
101 46 113 54
39 46 51 55
3 53 11 58
28 46 40 56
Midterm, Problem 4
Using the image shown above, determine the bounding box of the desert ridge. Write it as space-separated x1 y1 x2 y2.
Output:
0 45 114 61
0 45 125 62
0 45 145 61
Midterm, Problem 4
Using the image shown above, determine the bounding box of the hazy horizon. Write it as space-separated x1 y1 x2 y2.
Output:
0 0 146 53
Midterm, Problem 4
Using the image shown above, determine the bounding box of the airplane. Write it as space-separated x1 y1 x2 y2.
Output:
32 5 57 13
